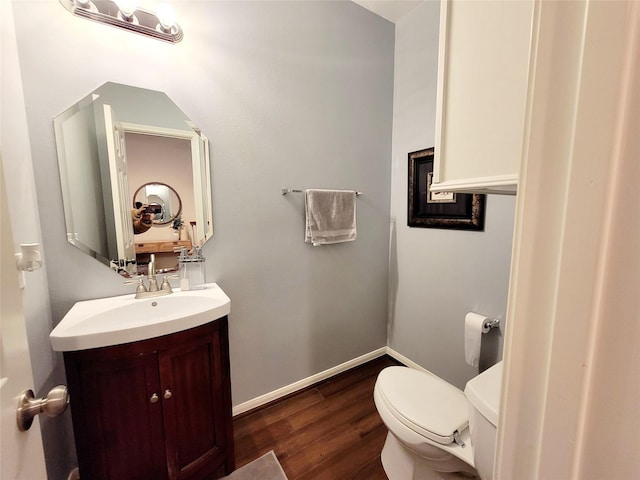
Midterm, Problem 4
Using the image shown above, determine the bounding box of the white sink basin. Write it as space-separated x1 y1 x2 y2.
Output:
50 283 230 351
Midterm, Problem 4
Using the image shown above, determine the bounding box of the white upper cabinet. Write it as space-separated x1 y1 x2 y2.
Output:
432 0 534 194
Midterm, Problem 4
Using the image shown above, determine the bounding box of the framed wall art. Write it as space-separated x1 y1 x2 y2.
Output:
407 148 486 231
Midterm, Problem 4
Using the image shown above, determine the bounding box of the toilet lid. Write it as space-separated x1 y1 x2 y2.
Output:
376 367 469 445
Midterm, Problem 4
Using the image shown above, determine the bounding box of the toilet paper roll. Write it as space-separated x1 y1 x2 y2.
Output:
465 312 491 367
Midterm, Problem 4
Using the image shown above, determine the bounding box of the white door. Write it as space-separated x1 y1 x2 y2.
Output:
192 132 213 244
0 165 47 479
104 104 136 273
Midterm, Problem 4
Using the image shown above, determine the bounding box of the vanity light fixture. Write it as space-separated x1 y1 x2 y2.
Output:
58 0 183 43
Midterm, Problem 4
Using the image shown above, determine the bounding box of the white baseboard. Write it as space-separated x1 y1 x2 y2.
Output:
385 347 431 374
232 347 388 416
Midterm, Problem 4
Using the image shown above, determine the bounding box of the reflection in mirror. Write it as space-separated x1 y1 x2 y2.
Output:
133 182 183 226
54 82 213 277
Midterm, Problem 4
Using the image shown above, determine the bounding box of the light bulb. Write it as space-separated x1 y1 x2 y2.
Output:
156 3 177 31
116 0 137 19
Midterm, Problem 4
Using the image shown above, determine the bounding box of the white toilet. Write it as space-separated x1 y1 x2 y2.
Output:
374 361 502 480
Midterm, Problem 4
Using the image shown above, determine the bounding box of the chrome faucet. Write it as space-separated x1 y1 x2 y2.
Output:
126 254 174 299
147 254 159 292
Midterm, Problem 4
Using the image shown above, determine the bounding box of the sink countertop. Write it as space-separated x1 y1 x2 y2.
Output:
50 283 230 352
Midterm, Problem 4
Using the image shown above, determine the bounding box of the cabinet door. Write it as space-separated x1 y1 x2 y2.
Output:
159 320 233 479
433 0 534 194
65 349 168 480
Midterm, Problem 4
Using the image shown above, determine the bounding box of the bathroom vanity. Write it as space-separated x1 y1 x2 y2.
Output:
51 284 234 480
63 318 233 480
51 78 226 477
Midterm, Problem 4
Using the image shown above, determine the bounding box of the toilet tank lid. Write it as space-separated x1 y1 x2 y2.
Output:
464 361 503 427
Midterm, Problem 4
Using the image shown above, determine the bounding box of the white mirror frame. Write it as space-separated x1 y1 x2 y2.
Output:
121 122 213 245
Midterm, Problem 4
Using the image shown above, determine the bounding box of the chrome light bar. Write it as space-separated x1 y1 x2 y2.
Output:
58 0 183 44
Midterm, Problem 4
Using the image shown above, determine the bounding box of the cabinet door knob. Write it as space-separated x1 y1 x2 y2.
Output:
163 389 172 399
150 393 159 403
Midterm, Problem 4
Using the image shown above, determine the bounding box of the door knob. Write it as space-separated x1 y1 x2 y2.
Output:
17 385 69 431
150 393 159 403
163 389 172 399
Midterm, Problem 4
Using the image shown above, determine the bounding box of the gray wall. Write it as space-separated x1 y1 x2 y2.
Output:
389 1 516 389
11 2 393 478
14 0 394 399
8 1 516 478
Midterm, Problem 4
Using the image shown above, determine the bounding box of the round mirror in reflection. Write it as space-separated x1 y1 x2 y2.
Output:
133 182 182 226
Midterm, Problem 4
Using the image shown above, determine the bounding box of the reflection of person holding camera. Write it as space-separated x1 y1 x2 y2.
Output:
132 202 154 234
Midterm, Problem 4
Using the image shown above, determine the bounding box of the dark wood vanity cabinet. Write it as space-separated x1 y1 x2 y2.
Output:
64 318 234 480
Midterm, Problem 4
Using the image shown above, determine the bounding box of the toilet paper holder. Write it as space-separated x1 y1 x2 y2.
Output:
483 318 500 331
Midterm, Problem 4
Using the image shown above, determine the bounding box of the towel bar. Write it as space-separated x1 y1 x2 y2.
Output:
281 188 363 196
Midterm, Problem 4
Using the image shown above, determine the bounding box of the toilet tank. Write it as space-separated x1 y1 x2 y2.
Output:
464 361 503 480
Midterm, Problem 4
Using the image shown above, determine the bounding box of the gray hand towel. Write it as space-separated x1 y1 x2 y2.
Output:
304 189 357 246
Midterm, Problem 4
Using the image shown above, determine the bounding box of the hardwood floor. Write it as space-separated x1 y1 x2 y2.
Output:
232 355 402 479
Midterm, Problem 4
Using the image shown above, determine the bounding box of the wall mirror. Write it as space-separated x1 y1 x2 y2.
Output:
54 82 213 276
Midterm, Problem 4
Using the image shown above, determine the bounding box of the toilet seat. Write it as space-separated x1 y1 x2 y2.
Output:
376 367 469 445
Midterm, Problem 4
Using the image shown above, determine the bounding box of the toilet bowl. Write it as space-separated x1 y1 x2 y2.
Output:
374 362 502 480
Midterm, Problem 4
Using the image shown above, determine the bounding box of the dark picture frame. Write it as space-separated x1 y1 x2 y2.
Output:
407 148 486 230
